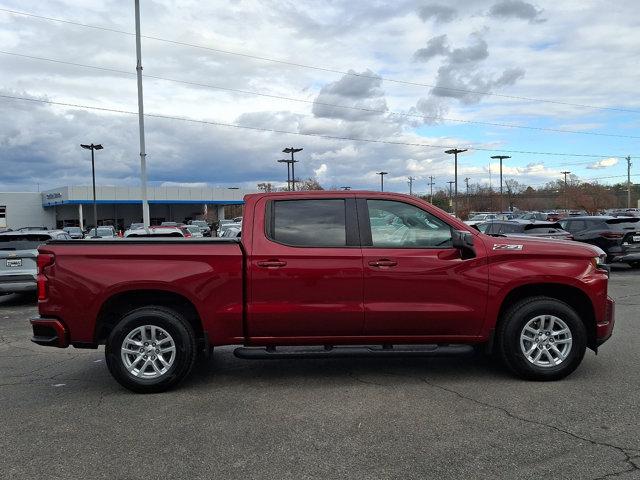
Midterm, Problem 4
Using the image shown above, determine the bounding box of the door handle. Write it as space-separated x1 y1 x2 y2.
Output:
257 260 287 268
368 259 397 267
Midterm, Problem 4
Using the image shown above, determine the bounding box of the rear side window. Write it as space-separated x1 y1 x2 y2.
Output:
270 199 347 247
499 223 522 234
0 234 50 250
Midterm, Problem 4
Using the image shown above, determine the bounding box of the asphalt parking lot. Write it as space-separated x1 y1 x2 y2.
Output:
1 268 639 480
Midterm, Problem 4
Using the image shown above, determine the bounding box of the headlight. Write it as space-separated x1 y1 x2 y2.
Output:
591 255 609 272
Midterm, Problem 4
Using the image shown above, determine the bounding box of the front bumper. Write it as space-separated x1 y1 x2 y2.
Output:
30 317 69 348
596 296 615 346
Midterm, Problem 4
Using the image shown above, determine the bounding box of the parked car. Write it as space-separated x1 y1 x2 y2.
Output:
188 220 211 237
0 230 71 294
221 226 241 238
129 223 145 231
475 220 572 240
124 226 184 238
217 220 239 237
16 226 49 231
465 213 509 226
180 226 204 238
86 227 117 238
559 216 640 266
32 191 613 393
62 226 85 239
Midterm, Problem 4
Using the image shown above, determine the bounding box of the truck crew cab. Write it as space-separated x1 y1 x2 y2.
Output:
31 191 614 393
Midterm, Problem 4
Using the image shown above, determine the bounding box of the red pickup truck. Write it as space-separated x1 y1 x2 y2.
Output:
31 191 615 393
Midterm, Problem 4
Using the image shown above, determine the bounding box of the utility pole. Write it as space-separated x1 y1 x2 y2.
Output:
277 159 292 190
491 155 510 212
134 0 150 228
627 156 632 209
282 147 303 191
561 171 571 212
427 176 435 203
464 177 470 208
408 176 416 195
377 172 388 191
447 181 455 213
445 148 467 217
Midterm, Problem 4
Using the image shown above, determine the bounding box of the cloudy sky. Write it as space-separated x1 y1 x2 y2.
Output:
0 0 638 194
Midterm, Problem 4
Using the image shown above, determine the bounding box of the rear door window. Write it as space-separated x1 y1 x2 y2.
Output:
270 199 347 247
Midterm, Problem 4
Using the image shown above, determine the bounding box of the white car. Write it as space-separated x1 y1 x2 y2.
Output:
124 226 184 238
465 213 509 226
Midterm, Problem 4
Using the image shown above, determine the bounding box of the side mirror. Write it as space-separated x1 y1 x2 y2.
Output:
452 230 476 259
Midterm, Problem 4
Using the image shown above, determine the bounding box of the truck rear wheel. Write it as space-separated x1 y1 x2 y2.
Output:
105 306 197 393
497 296 587 381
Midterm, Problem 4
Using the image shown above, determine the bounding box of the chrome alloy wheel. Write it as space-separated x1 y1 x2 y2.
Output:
519 315 572 368
121 325 176 379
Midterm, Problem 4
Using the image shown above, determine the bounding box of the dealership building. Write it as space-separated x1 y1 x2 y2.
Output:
0 185 253 231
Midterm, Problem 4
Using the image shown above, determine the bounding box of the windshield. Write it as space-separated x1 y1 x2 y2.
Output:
90 228 114 237
0 233 50 250
469 214 486 221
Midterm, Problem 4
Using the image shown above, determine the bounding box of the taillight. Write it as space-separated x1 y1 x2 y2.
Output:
37 253 54 301
600 232 624 239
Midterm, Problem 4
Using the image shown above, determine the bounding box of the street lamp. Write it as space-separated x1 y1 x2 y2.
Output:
377 172 388 191
491 155 510 212
282 147 303 191
80 143 103 237
445 148 467 217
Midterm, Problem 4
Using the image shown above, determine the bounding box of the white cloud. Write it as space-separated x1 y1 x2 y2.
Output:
587 157 619 169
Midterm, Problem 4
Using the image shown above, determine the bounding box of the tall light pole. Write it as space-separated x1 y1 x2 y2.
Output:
445 148 467 217
134 0 150 227
408 176 416 195
282 147 303 191
561 171 571 212
491 155 510 212
277 159 291 190
377 172 388 191
80 143 103 236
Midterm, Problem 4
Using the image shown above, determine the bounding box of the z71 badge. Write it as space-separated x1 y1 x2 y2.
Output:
493 244 524 251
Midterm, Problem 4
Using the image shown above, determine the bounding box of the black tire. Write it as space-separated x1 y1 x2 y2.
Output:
628 261 640 269
105 306 197 393
496 296 587 381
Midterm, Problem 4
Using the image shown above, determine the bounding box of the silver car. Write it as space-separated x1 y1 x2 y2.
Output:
0 230 71 294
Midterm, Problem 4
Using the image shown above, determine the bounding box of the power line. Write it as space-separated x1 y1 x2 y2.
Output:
2 93 634 159
4 50 639 141
2 7 639 115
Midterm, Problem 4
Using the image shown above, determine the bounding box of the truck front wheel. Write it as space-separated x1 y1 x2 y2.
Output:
105 306 197 393
497 296 587 381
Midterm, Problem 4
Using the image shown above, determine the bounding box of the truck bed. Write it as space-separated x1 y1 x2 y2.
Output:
38 239 245 347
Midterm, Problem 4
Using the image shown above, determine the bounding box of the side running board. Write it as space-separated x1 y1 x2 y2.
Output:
233 344 474 360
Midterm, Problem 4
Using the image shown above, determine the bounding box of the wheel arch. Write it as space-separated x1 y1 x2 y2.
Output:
495 283 597 351
94 289 205 348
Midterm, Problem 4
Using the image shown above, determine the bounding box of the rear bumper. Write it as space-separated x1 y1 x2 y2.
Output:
596 296 615 346
30 317 69 348
0 277 36 294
